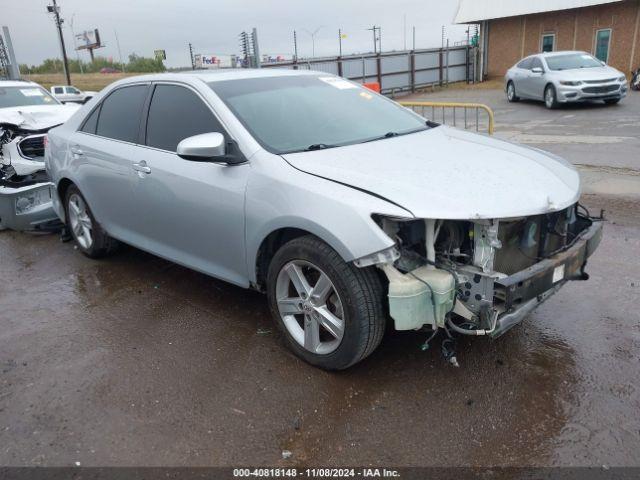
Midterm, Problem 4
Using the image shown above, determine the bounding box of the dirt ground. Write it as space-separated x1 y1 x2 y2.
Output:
1 86 639 468
24 73 136 92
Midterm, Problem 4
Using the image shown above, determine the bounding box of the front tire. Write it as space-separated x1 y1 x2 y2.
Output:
65 185 118 258
506 81 519 102
266 235 385 370
545 85 558 109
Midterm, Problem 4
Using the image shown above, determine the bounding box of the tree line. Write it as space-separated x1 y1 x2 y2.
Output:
19 54 166 74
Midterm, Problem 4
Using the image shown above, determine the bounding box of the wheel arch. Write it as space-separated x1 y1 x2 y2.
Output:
251 221 359 291
56 177 75 223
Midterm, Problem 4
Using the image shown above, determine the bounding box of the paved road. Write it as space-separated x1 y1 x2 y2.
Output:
1 88 639 468
402 87 640 198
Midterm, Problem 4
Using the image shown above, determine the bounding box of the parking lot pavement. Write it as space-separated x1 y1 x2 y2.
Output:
401 87 640 198
0 192 638 467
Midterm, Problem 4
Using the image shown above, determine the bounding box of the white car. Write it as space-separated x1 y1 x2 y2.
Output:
505 51 628 108
0 80 79 231
50 85 97 104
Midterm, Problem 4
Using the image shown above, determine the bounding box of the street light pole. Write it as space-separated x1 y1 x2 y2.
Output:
303 27 323 58
48 0 71 85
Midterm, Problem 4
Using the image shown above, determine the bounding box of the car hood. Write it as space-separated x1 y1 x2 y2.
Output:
282 126 581 220
555 65 622 81
0 104 80 131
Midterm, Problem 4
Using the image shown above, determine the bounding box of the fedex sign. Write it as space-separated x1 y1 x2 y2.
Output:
195 54 232 69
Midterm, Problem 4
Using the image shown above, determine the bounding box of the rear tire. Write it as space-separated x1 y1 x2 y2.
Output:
544 85 558 109
604 98 621 105
266 235 386 370
506 81 520 102
64 185 119 258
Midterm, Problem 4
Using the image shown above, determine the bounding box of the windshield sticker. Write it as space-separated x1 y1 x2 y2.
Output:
20 89 44 97
319 77 358 90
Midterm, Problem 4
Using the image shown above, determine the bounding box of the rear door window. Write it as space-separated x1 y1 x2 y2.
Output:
81 107 100 134
145 84 225 152
53 87 64 94
517 58 533 70
95 85 148 143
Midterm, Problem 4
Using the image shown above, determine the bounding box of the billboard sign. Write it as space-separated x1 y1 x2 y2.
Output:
195 54 233 69
76 29 101 50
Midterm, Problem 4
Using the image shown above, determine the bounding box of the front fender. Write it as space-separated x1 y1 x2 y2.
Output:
245 152 412 284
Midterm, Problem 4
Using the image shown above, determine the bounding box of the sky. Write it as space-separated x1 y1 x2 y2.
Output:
3 0 469 68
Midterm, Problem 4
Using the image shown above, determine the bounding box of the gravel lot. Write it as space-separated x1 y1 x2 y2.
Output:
1 87 639 468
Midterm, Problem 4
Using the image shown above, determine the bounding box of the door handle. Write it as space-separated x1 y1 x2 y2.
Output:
132 161 151 174
70 145 84 156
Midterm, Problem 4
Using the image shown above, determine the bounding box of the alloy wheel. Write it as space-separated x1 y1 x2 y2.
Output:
507 83 515 101
68 193 93 249
275 260 345 355
545 87 554 108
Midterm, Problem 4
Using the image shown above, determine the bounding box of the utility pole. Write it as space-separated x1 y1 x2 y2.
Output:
188 42 195 69
367 26 381 54
114 29 125 72
338 28 342 57
293 30 298 61
412 26 416 50
367 26 377 53
47 0 71 85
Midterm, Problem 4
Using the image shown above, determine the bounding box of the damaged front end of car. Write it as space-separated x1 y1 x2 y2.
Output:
0 124 61 232
360 205 603 338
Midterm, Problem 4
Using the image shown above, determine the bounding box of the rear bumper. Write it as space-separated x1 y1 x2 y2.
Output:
0 182 61 232
490 220 603 338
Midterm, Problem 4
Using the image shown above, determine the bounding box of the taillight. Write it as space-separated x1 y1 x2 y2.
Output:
43 135 49 149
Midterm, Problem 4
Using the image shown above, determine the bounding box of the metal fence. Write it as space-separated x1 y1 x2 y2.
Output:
262 46 476 94
399 101 495 135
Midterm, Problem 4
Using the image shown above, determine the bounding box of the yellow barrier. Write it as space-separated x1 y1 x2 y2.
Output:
398 101 495 135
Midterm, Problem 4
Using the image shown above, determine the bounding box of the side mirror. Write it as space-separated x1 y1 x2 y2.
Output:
177 132 228 162
531 67 544 74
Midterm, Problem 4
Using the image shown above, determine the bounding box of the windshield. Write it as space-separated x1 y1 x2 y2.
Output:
545 53 603 71
208 75 427 154
0 86 59 108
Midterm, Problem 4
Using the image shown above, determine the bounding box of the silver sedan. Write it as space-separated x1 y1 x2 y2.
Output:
45 70 601 370
505 51 628 108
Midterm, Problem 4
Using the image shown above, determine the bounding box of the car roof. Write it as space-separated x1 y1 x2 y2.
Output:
115 68 324 85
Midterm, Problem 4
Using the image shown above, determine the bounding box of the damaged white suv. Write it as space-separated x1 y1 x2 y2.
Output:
45 70 602 370
1 80 79 231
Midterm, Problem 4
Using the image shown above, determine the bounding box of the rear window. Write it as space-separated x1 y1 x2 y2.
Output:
95 85 148 143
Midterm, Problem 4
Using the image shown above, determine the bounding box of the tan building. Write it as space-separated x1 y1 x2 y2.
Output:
455 0 640 78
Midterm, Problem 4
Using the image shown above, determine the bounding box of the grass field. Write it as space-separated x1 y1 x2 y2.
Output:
24 72 505 96
24 72 138 92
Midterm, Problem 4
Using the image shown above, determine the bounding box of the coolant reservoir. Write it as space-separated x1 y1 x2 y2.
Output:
384 266 455 330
